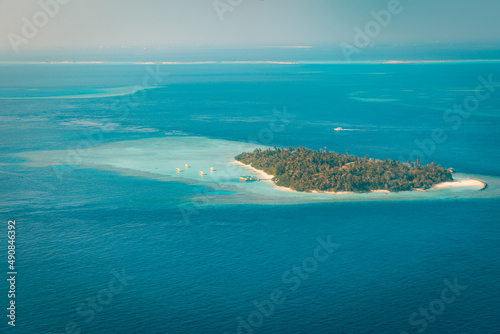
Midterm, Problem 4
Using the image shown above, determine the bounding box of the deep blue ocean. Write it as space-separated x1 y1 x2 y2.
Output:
0 56 499 333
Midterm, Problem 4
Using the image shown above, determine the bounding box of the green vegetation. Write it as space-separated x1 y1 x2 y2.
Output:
235 147 453 192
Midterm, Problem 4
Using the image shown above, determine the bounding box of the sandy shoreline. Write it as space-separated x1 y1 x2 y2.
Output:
232 160 487 195
430 178 486 189
232 160 275 181
232 161 379 195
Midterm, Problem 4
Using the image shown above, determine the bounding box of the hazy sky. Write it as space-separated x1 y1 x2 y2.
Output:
1 0 500 52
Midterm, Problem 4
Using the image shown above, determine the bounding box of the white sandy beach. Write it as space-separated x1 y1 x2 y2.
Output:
431 178 486 189
232 160 486 195
232 161 387 195
232 160 274 181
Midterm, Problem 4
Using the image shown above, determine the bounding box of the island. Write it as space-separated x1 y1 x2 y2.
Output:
235 147 453 193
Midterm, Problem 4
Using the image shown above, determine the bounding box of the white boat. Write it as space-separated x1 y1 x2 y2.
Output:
185 164 190 168
239 176 259 181
334 127 343 131
210 167 215 171
176 168 182 172
199 171 206 175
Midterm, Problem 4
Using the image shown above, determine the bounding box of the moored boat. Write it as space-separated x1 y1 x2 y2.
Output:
239 176 259 182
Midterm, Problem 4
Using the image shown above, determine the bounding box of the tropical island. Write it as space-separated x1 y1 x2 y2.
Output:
234 147 454 193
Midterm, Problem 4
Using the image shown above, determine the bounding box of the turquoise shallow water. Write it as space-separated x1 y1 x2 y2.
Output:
13 135 500 204
0 61 499 333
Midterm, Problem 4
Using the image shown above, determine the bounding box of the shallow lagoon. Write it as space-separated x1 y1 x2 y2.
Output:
14 136 499 205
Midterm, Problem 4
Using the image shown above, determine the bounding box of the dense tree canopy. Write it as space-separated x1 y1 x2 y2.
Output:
235 147 452 192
